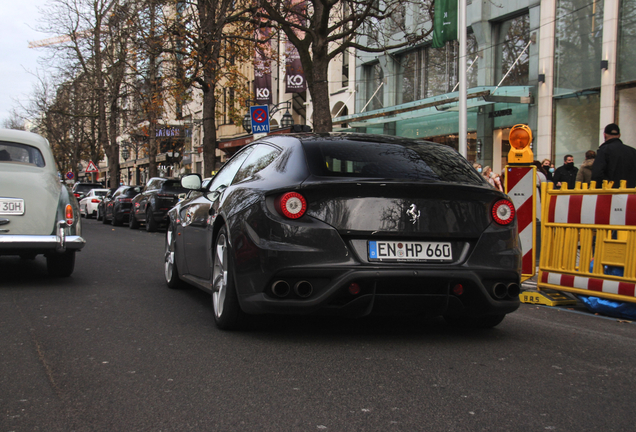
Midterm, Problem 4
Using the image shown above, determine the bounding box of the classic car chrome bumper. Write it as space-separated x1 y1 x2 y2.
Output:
0 221 86 253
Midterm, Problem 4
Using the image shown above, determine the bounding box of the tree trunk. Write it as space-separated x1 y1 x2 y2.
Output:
202 80 217 176
307 54 332 133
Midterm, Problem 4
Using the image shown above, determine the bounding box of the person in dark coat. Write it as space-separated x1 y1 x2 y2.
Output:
541 158 554 182
552 154 578 189
591 123 636 188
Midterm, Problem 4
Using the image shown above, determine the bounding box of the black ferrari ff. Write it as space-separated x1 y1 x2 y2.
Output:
165 133 521 330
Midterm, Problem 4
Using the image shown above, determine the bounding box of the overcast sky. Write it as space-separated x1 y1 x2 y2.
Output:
0 0 48 125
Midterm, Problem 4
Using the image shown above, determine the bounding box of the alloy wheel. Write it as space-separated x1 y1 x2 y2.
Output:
212 232 228 318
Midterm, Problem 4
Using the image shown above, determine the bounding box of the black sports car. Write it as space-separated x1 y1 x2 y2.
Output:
165 133 521 330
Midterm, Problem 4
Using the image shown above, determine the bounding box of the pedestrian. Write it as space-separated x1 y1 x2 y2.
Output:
541 158 554 182
552 154 578 189
473 162 482 174
575 150 596 186
591 123 636 188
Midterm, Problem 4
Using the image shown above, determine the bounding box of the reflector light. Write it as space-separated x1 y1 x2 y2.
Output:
276 192 307 219
452 284 464 296
492 199 515 225
65 204 74 225
348 283 361 295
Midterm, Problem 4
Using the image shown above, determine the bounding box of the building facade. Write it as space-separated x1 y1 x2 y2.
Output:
337 0 636 175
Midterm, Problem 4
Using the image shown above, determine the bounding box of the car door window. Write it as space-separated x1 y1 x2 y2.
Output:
233 144 281 183
209 147 254 192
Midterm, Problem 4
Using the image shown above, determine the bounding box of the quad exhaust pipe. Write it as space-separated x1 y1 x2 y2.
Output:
271 280 291 298
492 283 521 300
271 280 313 298
294 281 313 298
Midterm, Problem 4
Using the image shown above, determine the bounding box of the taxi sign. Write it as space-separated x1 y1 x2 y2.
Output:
507 124 533 163
250 105 270 134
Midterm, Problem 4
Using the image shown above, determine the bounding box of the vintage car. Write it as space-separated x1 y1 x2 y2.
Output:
0 129 85 276
165 133 522 330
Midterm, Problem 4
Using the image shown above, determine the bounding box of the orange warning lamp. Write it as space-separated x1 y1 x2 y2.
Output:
507 124 534 164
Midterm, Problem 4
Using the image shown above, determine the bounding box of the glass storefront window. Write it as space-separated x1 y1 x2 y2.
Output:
553 93 600 165
396 35 478 104
618 0 636 84
364 63 384 111
496 14 530 86
554 0 604 95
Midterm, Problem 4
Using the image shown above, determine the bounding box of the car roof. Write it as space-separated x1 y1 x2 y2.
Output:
0 129 50 149
0 129 56 171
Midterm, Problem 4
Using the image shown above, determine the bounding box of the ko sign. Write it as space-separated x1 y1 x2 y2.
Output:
250 105 270 134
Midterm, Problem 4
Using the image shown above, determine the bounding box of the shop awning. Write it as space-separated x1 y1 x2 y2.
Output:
333 86 533 127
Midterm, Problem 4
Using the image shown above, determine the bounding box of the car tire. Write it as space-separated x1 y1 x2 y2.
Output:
112 209 123 226
164 223 183 289
443 314 506 329
87 209 94 219
146 207 158 232
211 226 246 330
96 207 103 221
129 212 139 229
102 210 110 224
46 251 76 277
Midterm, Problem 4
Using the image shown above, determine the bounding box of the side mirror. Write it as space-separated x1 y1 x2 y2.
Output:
181 174 202 190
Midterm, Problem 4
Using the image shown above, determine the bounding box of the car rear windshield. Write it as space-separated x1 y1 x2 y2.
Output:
75 184 102 193
122 188 139 197
94 190 108 197
302 139 485 185
0 142 45 167
161 180 186 194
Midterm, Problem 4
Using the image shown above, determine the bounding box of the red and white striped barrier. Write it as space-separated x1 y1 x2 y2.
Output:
541 271 636 298
506 166 535 276
547 194 636 225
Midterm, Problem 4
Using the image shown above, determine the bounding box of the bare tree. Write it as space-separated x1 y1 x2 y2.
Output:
255 0 434 132
171 0 255 174
1 109 27 131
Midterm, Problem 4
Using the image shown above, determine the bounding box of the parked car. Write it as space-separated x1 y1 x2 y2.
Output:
101 185 140 226
72 182 103 201
130 177 187 232
79 188 109 218
165 133 522 330
0 129 85 276
96 188 116 221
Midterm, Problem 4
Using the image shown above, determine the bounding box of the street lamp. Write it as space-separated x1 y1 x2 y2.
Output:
121 145 130 161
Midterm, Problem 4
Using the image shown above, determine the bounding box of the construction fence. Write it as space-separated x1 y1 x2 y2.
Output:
537 180 636 304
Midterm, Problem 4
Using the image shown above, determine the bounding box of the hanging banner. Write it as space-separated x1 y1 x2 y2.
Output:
254 27 272 104
285 42 306 93
284 0 307 94
432 0 458 48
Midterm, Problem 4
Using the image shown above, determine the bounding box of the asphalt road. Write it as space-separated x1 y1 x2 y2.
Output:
2 218 636 431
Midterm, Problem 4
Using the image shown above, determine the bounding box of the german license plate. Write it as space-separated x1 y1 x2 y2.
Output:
0 198 25 215
368 240 452 261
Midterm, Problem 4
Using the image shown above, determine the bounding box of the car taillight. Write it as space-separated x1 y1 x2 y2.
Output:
73 193 81 198
275 192 307 219
492 199 515 225
91 199 101 203
118 198 132 203
65 204 74 225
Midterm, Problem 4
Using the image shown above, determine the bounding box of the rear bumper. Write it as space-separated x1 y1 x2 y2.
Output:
0 221 86 255
238 267 521 318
